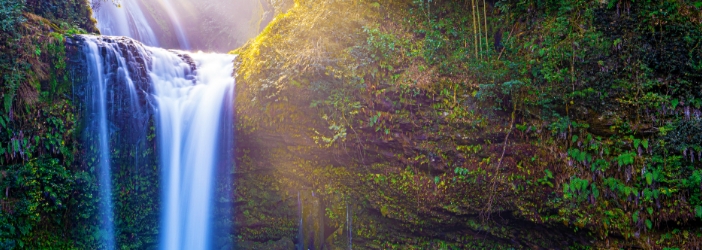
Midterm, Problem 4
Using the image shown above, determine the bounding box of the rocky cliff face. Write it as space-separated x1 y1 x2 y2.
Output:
0 1 107 248
229 1 586 248
66 35 162 249
5 0 701 248
65 35 239 249
231 0 702 249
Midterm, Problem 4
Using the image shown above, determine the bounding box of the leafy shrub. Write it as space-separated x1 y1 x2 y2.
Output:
0 0 25 33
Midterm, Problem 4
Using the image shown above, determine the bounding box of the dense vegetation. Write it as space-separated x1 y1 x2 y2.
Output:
0 0 700 248
0 0 111 248
0 0 164 248
233 0 702 248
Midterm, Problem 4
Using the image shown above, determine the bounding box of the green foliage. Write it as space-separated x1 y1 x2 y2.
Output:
615 152 635 167
536 169 554 187
0 0 104 248
0 0 26 33
568 148 590 165
234 0 702 248
563 177 591 203
364 25 409 72
2 69 23 114
2 159 69 234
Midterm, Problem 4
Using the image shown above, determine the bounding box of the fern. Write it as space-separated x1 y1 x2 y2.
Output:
0 0 26 32
3 68 22 113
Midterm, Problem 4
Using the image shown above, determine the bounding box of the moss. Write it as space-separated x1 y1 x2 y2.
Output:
0 0 102 248
1 0 699 248
233 0 702 248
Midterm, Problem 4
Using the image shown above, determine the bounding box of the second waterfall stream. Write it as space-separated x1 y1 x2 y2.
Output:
82 35 235 250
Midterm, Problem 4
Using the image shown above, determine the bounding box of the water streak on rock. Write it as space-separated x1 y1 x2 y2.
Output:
80 35 234 250
91 0 159 46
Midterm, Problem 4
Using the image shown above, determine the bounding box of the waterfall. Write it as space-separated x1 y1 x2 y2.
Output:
297 192 303 250
91 0 159 46
80 35 235 249
83 36 116 250
92 0 191 49
152 49 234 250
159 0 191 49
88 0 234 248
347 202 352 250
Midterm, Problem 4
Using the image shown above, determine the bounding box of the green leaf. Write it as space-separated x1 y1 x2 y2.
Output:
617 152 635 166
648 207 654 215
634 139 641 149
572 135 579 143
672 98 679 109
645 219 653 229
579 151 587 162
632 211 639 223
642 139 649 149
545 169 553 178
516 124 528 132
646 172 653 185
592 184 599 199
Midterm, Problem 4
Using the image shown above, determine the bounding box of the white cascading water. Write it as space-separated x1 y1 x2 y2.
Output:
93 0 191 49
81 35 234 249
159 0 191 49
89 0 233 248
91 0 159 46
150 49 234 250
83 37 116 250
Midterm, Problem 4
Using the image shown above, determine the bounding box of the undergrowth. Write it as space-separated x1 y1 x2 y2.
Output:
233 0 702 248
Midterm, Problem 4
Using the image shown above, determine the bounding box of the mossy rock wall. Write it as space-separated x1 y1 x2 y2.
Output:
232 0 702 249
0 0 109 248
66 35 162 249
0 1 165 247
